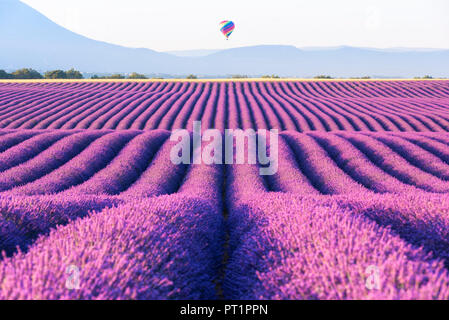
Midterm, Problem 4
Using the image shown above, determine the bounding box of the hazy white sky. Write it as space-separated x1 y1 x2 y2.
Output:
21 0 449 52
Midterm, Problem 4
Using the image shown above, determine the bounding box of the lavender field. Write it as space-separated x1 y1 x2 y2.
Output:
1 80 449 299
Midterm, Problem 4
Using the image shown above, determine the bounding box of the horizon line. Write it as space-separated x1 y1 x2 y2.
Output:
2 78 449 84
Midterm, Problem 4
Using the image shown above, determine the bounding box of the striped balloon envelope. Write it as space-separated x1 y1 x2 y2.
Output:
219 20 235 40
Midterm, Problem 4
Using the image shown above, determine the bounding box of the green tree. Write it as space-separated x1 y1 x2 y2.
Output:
186 74 198 79
261 74 280 79
230 75 248 79
128 72 147 79
11 68 43 79
414 75 433 79
66 69 83 79
108 74 125 79
0 70 12 79
44 70 67 79
313 75 333 79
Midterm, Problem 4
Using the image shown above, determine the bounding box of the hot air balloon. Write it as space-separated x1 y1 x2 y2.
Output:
219 20 235 40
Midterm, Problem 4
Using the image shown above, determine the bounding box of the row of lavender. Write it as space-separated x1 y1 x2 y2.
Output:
2 130 449 195
0 81 449 131
0 160 224 299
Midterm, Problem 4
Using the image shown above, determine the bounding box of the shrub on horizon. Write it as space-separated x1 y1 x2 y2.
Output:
261 75 280 79
230 74 248 79
186 74 198 79
314 75 333 79
128 72 148 79
108 74 125 79
90 74 125 79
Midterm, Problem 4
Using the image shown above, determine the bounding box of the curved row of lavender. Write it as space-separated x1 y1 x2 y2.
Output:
0 81 448 131
224 192 449 299
2 130 449 196
0 195 223 299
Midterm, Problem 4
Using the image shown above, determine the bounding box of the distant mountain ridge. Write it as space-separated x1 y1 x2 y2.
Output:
166 49 221 57
0 0 182 73
1 0 448 77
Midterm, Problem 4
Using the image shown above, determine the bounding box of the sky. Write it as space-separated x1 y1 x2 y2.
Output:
20 0 449 52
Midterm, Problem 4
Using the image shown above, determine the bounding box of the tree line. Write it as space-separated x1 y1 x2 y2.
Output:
0 68 83 79
0 69 151 80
